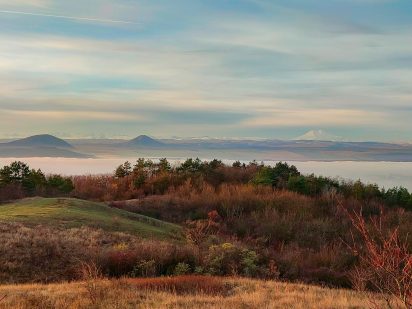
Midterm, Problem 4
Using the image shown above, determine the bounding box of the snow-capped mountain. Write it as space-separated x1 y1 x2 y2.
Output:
295 130 344 142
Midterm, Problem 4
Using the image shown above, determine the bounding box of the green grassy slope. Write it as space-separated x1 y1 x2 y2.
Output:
0 197 181 239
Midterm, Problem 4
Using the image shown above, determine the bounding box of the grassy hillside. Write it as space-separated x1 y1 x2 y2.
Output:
0 277 391 309
0 197 181 239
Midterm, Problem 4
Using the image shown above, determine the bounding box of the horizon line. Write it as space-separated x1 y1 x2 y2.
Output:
0 134 405 144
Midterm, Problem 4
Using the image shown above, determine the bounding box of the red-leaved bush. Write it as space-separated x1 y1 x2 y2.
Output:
125 276 231 295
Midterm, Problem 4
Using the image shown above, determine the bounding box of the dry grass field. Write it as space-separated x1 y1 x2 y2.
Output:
0 276 395 309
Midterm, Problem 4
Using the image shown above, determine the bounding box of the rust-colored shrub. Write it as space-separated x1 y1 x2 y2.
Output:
98 241 200 277
0 183 24 202
126 275 232 295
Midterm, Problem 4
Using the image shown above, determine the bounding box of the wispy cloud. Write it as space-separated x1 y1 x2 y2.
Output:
0 9 139 24
1 109 140 121
243 109 383 127
0 0 50 8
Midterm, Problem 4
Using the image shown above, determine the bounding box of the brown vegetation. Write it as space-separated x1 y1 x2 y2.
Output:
0 277 398 309
1 159 411 306
0 223 196 284
109 182 412 287
2 176 411 289
127 276 231 295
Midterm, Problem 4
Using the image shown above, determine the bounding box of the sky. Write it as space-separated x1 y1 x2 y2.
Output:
0 0 411 141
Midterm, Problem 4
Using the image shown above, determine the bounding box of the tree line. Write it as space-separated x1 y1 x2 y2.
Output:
1 159 411 212
113 158 412 211
0 161 74 201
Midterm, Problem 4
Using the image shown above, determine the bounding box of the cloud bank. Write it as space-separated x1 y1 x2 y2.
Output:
0 0 411 141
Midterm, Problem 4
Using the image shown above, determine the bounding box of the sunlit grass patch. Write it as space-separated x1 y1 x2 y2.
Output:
0 197 181 239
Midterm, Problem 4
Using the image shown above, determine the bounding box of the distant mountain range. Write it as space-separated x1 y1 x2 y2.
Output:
1 133 412 161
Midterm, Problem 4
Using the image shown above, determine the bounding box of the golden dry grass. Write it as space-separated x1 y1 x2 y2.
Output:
0 277 396 309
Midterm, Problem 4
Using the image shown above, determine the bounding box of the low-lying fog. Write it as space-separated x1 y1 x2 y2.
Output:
0 157 411 191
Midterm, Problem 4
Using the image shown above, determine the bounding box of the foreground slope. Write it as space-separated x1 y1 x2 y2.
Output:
0 277 391 309
0 197 181 239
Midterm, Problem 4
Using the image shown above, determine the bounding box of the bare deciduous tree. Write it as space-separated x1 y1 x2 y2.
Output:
343 207 412 309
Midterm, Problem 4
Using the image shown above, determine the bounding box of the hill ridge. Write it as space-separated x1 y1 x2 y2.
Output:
123 135 165 147
5 134 73 148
